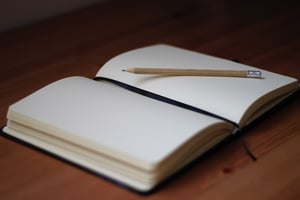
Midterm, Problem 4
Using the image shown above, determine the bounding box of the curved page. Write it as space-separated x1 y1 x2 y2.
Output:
96 44 298 126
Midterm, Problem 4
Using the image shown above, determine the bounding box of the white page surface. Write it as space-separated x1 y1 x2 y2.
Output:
96 44 298 125
7 77 228 168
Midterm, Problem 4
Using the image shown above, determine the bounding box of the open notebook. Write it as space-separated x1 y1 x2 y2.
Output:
3 44 299 192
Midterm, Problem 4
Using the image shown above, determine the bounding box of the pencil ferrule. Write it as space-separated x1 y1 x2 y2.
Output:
247 70 262 78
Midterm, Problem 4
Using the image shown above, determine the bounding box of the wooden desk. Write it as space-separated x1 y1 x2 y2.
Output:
0 0 299 199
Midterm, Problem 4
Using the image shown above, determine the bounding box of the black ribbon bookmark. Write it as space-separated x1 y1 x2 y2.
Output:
240 137 257 161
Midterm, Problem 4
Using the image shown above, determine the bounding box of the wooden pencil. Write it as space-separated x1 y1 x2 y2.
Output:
122 68 262 78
